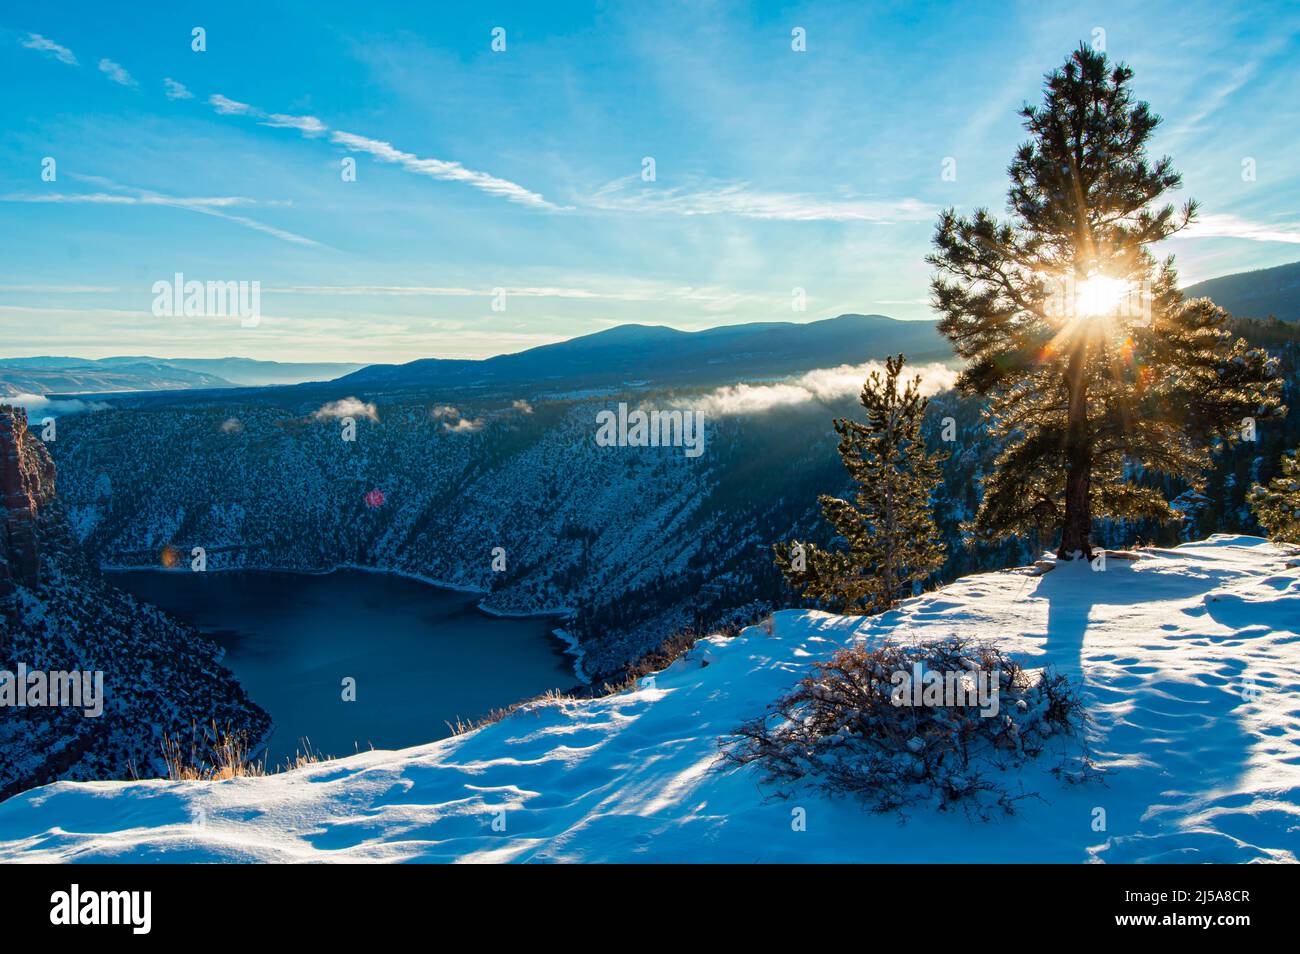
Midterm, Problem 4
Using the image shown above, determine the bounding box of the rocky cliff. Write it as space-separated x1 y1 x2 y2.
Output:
0 404 271 800
0 408 54 598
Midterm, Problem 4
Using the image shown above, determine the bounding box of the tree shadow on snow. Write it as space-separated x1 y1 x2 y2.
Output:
1036 556 1267 861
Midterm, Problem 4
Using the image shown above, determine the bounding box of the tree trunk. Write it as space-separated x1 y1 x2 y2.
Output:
1058 340 1093 560
881 466 897 610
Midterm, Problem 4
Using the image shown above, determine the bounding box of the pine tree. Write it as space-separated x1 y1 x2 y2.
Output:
1250 450 1300 543
775 355 947 613
929 46 1284 559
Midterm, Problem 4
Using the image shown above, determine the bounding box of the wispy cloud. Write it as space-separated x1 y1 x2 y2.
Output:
200 90 564 210
98 58 136 87
328 130 567 211
267 283 658 299
209 93 254 115
0 304 146 319
21 33 76 66
591 177 935 223
262 282 773 310
0 285 121 293
260 113 327 136
1185 213 1300 244
0 192 277 208
185 207 320 247
1163 31 1294 150
683 361 957 416
163 77 193 100
34 174 321 248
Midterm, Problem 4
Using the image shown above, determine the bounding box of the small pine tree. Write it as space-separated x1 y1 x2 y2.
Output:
775 354 947 614
1250 450 1300 543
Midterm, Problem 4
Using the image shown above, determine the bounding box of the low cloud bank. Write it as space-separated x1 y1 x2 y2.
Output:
4 393 109 416
683 361 957 417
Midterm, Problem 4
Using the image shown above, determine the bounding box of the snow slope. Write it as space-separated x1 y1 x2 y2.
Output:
1 536 1297 863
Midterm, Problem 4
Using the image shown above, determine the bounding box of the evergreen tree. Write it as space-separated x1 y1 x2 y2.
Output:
1250 449 1300 543
775 355 947 613
929 46 1284 559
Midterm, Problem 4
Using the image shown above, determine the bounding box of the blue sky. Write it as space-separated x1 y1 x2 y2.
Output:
2 1 1298 362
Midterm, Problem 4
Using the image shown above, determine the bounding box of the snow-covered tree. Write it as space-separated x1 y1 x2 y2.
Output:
775 355 947 613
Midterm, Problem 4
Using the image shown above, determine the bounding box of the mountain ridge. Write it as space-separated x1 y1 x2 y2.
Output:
1184 259 1300 321
336 313 950 392
0 357 366 397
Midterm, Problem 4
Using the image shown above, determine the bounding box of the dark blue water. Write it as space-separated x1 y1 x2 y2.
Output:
109 569 575 764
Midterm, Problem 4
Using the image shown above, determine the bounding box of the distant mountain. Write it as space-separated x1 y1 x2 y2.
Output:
336 314 951 392
0 356 365 396
1184 260 1300 321
0 360 232 397
97 357 367 388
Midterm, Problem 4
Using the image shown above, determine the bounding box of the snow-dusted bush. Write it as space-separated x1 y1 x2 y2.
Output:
724 638 1091 816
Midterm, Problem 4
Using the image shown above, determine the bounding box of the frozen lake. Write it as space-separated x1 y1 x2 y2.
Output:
110 569 576 765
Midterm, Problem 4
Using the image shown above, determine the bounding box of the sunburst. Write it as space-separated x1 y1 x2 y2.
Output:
1073 276 1131 320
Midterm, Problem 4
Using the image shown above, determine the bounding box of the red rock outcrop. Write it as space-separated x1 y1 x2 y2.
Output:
0 406 56 597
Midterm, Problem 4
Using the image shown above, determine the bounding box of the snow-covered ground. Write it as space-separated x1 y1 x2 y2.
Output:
1 535 1297 863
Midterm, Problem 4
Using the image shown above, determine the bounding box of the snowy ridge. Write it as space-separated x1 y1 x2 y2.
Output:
1 536 1296 863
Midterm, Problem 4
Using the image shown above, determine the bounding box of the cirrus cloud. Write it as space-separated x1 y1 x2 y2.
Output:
1184 213 1300 245
329 130 568 211
98 58 136 87
21 33 76 66
200 90 564 211
209 93 254 115
590 177 936 223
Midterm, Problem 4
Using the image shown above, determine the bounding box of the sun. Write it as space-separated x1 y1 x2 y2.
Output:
1073 275 1131 319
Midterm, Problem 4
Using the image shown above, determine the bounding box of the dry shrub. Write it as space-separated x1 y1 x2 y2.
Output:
723 638 1094 817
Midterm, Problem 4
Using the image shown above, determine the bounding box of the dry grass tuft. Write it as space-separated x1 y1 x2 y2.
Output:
162 724 333 780
162 721 265 781
446 688 575 736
